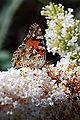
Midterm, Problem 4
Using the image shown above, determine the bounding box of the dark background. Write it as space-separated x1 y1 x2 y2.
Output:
0 0 80 71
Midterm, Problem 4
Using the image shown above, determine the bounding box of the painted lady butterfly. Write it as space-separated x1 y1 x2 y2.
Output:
11 23 47 69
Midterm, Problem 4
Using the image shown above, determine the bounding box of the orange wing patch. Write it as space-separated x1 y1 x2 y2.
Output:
26 38 40 50
26 38 44 56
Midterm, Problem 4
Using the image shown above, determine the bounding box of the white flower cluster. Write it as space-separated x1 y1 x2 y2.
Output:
0 61 80 119
41 2 80 63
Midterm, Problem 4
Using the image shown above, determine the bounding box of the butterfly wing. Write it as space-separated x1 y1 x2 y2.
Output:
11 23 46 68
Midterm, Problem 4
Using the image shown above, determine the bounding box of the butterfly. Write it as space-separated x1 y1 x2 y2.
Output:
11 23 47 69
11 23 60 69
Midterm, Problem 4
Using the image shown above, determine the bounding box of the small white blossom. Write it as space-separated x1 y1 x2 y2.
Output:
68 8 73 13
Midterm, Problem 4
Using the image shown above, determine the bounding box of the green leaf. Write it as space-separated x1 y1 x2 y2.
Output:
0 61 12 71
0 0 23 49
0 50 11 62
0 50 12 70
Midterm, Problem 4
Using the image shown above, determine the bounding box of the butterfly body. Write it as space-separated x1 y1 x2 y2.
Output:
11 23 46 69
